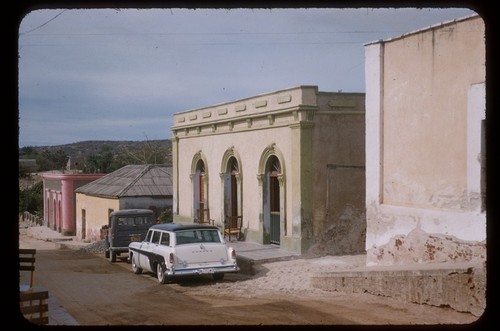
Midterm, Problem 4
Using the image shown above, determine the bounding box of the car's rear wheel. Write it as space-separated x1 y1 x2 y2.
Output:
105 250 110 259
157 264 168 284
109 251 116 263
131 255 142 274
213 273 224 281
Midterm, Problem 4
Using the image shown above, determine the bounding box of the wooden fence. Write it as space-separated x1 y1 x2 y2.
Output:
19 211 43 226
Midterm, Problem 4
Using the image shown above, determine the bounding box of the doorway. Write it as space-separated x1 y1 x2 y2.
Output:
193 159 208 221
264 155 281 245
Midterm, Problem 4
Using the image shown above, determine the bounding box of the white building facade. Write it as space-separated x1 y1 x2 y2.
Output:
171 86 365 255
364 15 486 266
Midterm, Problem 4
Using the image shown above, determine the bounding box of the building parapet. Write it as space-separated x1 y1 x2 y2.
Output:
171 86 364 138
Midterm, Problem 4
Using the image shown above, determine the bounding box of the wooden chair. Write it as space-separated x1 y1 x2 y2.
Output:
19 249 37 288
195 208 214 225
19 249 49 325
224 216 242 241
19 286 49 325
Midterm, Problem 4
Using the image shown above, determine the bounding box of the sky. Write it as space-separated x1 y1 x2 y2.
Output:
18 7 478 147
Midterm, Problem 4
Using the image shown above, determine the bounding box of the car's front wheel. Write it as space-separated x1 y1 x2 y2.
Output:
157 263 169 284
131 255 142 274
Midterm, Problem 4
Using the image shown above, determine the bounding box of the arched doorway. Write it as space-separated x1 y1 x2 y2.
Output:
265 155 281 245
223 156 241 225
258 144 286 246
220 148 243 239
193 159 208 222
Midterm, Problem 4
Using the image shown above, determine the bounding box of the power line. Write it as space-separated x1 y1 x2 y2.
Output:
21 30 406 37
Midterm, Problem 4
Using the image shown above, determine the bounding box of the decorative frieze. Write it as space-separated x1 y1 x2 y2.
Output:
235 104 246 112
217 108 228 115
255 100 267 108
277 95 292 104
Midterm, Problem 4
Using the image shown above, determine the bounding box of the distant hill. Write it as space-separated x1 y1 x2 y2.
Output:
21 140 172 159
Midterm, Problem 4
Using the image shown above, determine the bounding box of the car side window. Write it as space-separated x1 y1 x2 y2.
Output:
145 230 153 243
152 231 161 244
160 233 170 246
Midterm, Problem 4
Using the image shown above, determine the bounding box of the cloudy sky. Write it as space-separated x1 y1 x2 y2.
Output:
18 7 477 147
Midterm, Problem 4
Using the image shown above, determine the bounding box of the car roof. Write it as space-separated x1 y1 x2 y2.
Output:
150 222 217 232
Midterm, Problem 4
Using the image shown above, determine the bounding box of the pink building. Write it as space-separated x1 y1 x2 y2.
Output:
41 172 105 236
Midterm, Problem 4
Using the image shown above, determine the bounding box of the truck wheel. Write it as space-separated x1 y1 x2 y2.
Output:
157 264 168 284
105 250 110 259
109 251 116 263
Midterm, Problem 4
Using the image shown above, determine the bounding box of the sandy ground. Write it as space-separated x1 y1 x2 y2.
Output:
18 225 480 325
204 255 367 297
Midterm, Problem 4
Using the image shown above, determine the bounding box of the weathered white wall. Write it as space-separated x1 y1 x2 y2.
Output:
309 93 366 255
365 15 486 265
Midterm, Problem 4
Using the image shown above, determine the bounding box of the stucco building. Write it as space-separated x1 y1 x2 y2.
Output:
75 164 173 242
41 171 105 236
171 86 365 255
364 14 486 266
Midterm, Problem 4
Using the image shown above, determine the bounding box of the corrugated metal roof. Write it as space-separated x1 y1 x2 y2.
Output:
75 164 173 198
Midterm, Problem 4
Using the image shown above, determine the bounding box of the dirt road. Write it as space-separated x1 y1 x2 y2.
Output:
17 230 481 326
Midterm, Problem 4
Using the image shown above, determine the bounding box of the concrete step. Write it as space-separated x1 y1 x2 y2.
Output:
311 261 486 317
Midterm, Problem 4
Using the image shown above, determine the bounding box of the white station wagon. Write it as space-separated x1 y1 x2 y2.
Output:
128 223 239 283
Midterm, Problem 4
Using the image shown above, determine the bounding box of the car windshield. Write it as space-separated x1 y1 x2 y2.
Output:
175 229 221 245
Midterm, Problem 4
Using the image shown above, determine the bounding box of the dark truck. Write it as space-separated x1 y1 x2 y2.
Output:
104 209 155 262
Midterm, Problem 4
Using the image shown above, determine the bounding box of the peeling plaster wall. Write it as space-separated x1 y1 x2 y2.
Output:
365 15 486 266
365 203 486 266
309 93 366 256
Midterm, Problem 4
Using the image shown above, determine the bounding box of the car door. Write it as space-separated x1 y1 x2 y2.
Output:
142 230 163 269
138 229 154 272
152 232 170 264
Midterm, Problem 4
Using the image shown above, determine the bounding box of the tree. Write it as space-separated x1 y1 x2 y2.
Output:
84 145 115 173
113 139 171 167
19 181 43 215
